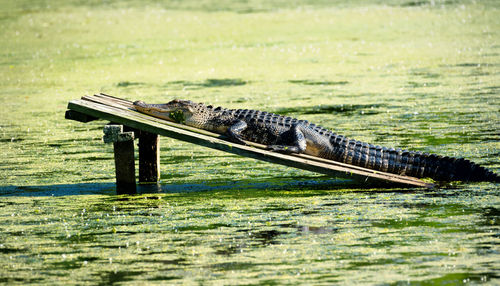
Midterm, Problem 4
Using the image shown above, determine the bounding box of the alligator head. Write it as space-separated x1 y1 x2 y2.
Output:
133 99 198 124
133 99 222 130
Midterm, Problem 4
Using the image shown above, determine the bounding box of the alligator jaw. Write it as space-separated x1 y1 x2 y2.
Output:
133 100 174 121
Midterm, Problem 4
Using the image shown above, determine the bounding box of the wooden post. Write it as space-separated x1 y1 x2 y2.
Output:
138 131 160 183
103 125 136 194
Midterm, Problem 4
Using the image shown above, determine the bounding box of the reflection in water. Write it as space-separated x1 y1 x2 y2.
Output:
297 225 338 234
0 178 352 197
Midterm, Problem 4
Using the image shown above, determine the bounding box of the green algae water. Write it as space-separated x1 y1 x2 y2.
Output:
1 0 499 284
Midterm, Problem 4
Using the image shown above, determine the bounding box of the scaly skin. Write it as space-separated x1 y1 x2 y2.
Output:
133 99 499 182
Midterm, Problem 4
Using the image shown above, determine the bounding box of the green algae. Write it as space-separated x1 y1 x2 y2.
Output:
0 0 499 284
1 187 499 284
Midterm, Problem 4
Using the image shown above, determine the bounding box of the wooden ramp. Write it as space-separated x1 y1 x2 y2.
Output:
65 93 434 191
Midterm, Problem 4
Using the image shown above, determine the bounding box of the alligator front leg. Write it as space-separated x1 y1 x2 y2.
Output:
267 124 307 154
226 120 248 145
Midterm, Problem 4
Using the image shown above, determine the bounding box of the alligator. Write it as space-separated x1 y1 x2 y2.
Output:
133 99 499 183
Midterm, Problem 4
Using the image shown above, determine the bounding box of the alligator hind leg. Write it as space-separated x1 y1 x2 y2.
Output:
267 124 307 154
226 120 248 145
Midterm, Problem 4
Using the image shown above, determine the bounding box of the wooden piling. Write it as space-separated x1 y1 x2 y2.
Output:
103 125 136 194
113 140 136 194
138 131 160 183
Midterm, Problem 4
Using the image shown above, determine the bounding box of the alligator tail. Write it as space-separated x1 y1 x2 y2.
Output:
329 135 499 182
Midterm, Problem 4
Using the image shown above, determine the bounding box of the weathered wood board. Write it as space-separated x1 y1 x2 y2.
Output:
66 94 434 188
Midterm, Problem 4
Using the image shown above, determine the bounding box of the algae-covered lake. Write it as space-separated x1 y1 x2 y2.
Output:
1 0 499 284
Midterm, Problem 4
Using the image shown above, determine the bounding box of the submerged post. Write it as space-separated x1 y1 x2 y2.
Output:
103 125 136 194
138 130 160 183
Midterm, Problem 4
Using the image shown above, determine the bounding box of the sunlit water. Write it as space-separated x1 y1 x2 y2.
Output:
1 0 499 284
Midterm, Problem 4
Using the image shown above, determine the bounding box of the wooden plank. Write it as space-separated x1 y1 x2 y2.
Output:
94 93 134 108
83 95 423 182
67 96 434 188
65 109 98 123
72 96 433 187
84 94 431 187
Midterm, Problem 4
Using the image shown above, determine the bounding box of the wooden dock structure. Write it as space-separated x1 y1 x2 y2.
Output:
65 93 434 193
